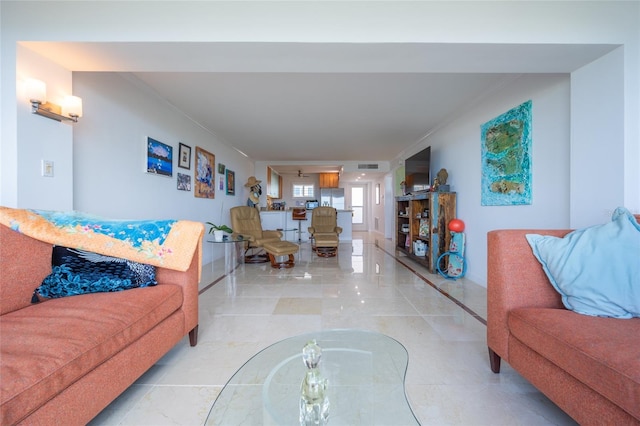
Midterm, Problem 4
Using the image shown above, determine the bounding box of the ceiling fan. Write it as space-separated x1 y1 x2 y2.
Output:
298 170 310 178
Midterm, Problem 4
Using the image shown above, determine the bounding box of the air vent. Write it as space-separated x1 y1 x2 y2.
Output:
357 164 379 170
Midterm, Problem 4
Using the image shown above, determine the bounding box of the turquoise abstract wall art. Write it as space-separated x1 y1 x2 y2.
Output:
481 100 532 206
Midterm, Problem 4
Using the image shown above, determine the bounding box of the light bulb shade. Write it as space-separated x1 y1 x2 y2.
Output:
26 78 46 103
62 95 83 118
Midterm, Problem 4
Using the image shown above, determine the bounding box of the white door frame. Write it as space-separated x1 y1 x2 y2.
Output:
346 182 368 232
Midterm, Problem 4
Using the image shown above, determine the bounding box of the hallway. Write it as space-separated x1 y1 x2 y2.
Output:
90 232 575 425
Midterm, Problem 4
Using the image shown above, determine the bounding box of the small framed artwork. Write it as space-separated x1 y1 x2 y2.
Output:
178 143 191 169
218 163 226 174
219 175 225 191
195 146 215 199
177 172 191 191
226 169 235 195
146 137 173 177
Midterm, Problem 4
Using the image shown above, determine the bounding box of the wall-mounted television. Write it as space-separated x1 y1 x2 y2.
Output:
405 146 431 193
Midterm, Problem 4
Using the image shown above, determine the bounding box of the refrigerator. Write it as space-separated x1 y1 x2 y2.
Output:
320 188 345 210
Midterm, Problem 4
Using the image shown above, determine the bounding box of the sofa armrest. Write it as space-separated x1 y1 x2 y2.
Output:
486 229 568 362
155 243 201 346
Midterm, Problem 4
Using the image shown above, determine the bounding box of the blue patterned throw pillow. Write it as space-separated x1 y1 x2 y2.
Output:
33 246 157 302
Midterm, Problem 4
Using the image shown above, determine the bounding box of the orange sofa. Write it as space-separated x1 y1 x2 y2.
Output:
0 221 203 425
487 223 640 425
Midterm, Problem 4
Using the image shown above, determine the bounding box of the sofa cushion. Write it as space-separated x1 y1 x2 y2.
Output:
0 225 52 315
0 285 182 425
509 308 640 419
525 207 640 318
35 246 157 301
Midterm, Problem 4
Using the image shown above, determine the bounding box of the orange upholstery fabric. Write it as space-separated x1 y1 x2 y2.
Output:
509 308 640 420
0 225 52 315
0 222 201 424
1 286 182 425
487 229 567 361
509 338 636 426
487 221 640 425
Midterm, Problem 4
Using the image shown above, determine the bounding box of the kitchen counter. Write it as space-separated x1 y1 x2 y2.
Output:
260 210 352 241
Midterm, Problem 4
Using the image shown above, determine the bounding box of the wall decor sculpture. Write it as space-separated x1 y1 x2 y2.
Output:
146 137 173 177
480 100 532 206
194 146 215 199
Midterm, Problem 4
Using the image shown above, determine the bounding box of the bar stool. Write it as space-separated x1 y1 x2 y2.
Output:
291 208 307 243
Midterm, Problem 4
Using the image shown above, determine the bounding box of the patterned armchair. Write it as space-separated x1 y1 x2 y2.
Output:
230 206 283 262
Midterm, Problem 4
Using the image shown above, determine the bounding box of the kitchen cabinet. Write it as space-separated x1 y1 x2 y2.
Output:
267 167 282 198
319 173 339 188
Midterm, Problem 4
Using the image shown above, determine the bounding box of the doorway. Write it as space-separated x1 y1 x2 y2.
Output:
348 183 368 232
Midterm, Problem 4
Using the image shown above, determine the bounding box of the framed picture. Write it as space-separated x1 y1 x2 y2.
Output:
178 143 191 169
177 172 191 191
219 175 225 191
226 169 235 195
146 137 172 177
194 146 215 199
218 163 226 174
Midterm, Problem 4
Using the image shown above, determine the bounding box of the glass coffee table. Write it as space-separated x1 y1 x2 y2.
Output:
205 329 419 425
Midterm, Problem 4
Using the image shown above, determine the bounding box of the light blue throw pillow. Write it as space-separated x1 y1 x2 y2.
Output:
525 207 640 318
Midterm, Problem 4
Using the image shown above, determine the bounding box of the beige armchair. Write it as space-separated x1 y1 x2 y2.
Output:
308 207 342 257
230 206 283 263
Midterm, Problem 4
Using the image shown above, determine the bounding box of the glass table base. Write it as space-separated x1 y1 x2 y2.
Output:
205 329 419 425
207 239 244 274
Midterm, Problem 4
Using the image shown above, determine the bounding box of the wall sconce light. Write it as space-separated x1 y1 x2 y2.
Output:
26 78 83 123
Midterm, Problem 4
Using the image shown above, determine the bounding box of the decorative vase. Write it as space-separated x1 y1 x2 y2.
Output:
299 340 329 426
213 230 224 242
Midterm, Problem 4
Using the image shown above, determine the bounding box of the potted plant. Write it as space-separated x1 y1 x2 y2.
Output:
206 222 233 242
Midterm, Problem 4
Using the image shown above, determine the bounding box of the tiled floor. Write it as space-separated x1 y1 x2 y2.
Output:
90 233 577 425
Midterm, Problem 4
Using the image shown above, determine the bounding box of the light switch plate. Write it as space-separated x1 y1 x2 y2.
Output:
42 160 54 177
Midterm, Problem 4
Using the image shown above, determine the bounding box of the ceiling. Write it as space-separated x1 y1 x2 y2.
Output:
23 41 617 181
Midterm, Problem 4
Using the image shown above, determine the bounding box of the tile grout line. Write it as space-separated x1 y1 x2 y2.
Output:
376 242 487 326
199 242 486 326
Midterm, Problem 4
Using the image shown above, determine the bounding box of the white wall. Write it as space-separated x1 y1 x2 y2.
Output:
72 72 253 261
2 0 639 277
571 48 625 228
15 45 74 210
383 174 394 239
371 176 386 237
3 1 638 210
416 74 571 285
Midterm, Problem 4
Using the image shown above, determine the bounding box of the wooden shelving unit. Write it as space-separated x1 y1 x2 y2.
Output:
395 192 457 273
